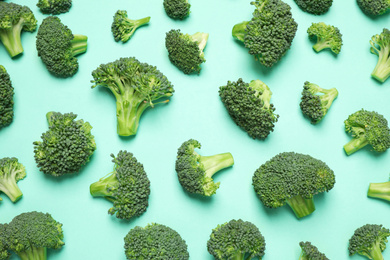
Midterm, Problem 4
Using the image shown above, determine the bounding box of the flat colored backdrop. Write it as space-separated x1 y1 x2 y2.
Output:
1 0 390 259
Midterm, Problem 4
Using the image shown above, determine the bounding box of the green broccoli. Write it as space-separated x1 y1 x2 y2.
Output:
36 16 88 78
111 10 150 43
307 22 342 54
175 139 234 197
91 57 174 136
294 0 333 14
0 224 10 260
343 109 390 155
124 223 189 259
0 66 13 129
232 0 298 68
357 0 390 16
349 224 390 260
299 241 329 260
0 157 26 203
299 81 338 124
367 175 390 202
219 78 279 140
207 219 266 260
370 28 390 83
37 0 72 15
0 2 37 58
33 111 96 177
252 152 335 218
90 150 150 220
163 0 191 20
165 29 209 74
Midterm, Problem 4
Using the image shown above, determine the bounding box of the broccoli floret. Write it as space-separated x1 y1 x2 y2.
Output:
219 78 279 140
36 16 88 78
165 29 209 74
357 0 390 16
91 57 174 136
90 150 150 220
252 152 335 218
349 224 390 260
163 0 191 20
294 0 333 15
0 66 13 129
175 139 234 197
37 0 72 15
232 0 298 68
343 109 390 155
299 81 338 124
367 175 390 202
307 22 342 54
207 219 266 260
299 241 329 260
0 157 26 203
111 10 150 43
0 2 37 58
33 111 96 177
370 28 390 83
124 223 189 260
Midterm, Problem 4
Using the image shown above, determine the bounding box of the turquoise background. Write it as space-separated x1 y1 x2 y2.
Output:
1 0 390 259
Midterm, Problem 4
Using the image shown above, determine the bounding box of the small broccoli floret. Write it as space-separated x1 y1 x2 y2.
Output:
307 22 342 54
111 10 150 43
33 111 96 177
294 0 333 14
252 152 335 218
299 241 329 260
343 109 390 155
36 16 88 78
0 66 13 129
175 139 234 197
37 0 72 15
370 28 390 83
349 224 390 260
368 175 390 202
165 29 209 74
124 223 189 260
300 81 338 124
90 150 150 220
0 157 26 203
163 0 191 20
207 219 266 260
357 0 390 16
219 78 279 140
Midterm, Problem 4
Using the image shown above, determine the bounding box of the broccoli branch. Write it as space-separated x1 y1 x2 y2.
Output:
368 182 390 201
190 32 209 58
71 34 88 56
199 153 234 178
286 195 315 218
370 44 390 83
0 166 23 202
17 247 46 260
312 40 332 53
232 21 249 42
343 136 369 155
90 172 118 198
369 240 384 260
0 18 25 57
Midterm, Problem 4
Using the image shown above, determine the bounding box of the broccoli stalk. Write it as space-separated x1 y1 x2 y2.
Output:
370 29 390 83
368 181 390 201
343 136 369 156
0 157 26 202
0 19 25 57
71 35 88 56
17 247 47 260
89 173 117 198
286 196 316 219
196 153 234 188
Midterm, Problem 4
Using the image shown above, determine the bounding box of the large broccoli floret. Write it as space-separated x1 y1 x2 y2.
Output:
370 28 390 83
175 139 234 197
0 157 26 203
232 0 298 68
252 152 335 218
111 10 150 43
294 0 333 15
124 223 189 260
307 22 342 54
163 0 191 20
37 0 72 15
33 111 96 177
165 29 209 74
0 66 13 129
89 150 150 220
219 78 279 140
357 0 390 16
299 81 338 124
367 175 390 202
91 57 174 136
349 224 390 260
0 2 37 58
299 241 329 260
36 16 88 78
343 109 390 155
207 219 266 260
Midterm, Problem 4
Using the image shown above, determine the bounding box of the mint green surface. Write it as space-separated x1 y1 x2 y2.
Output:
1 0 390 259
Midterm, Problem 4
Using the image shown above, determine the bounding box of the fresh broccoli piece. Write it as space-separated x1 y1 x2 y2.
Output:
90 150 150 220
219 78 279 140
367 175 390 202
165 29 209 74
299 81 338 124
0 157 26 203
0 66 13 129
294 0 333 14
111 10 150 43
207 219 266 260
252 152 335 218
0 224 10 260
232 0 298 68
343 109 390 155
33 111 96 177
91 57 174 136
349 224 390 260
299 241 329 260
370 28 390 83
37 0 72 15
36 16 88 78
357 0 390 16
124 223 189 260
307 22 342 54
175 139 234 197
163 0 191 20
0 2 37 58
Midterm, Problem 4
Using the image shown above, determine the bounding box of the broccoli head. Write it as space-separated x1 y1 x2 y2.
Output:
207 219 266 260
232 0 298 68
0 157 26 203
307 22 342 54
165 29 209 74
36 16 88 78
300 81 338 124
0 66 13 129
175 139 234 197
349 224 390 260
33 111 96 177
91 57 174 136
37 0 72 15
111 10 150 43
252 152 335 218
219 78 279 140
299 241 329 260
367 175 390 202
90 150 150 220
344 109 390 155
370 28 390 83
294 0 333 15
357 0 390 16
163 0 191 20
124 223 189 260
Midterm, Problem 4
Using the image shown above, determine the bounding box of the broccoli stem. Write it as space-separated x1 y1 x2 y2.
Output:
371 46 390 83
232 21 249 42
343 136 369 155
370 240 384 260
90 172 118 197
199 153 234 178
312 40 331 53
116 95 149 136
0 18 25 57
319 88 338 111
71 34 88 56
190 32 209 53
286 195 315 218
0 167 23 202
368 182 390 201
17 247 47 260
